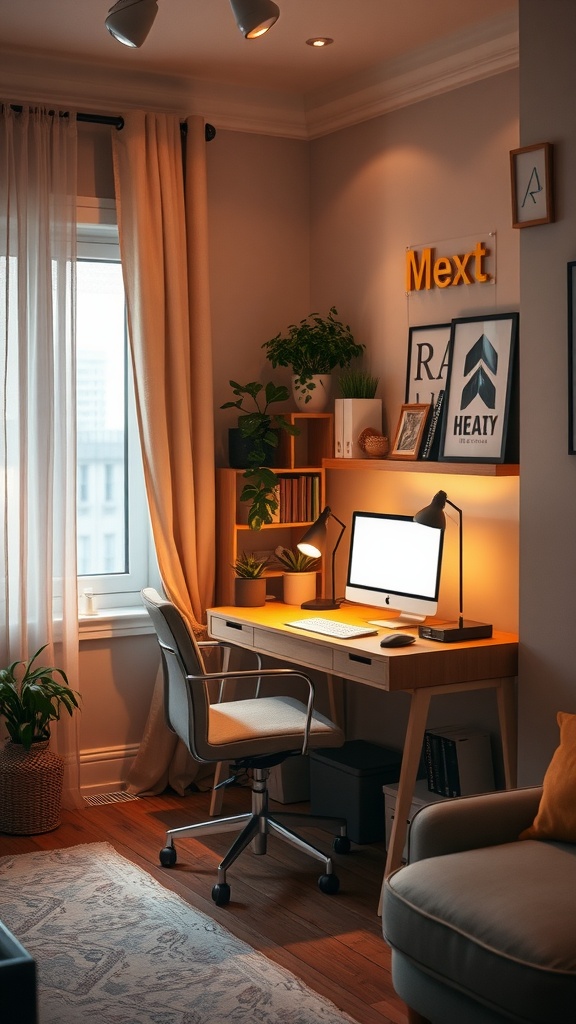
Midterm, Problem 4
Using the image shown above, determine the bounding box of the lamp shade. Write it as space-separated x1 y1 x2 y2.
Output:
297 506 332 558
414 490 448 530
229 0 280 38
105 0 158 47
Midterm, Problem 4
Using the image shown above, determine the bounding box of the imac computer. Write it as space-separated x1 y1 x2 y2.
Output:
345 510 444 628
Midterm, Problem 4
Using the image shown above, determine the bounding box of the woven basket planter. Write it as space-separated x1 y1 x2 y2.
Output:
0 740 65 834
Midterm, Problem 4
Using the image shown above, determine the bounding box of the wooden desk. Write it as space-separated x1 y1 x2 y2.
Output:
207 603 518 910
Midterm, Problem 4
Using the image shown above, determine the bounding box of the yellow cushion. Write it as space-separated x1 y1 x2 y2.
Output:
520 711 576 842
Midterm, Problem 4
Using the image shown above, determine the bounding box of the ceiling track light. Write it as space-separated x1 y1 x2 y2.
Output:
105 0 158 47
229 0 280 39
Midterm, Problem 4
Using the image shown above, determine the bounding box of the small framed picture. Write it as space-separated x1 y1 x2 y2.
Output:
510 143 554 228
439 313 519 463
568 262 576 454
390 403 431 460
405 322 452 405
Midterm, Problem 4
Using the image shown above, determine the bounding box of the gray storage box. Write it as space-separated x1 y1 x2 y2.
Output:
310 740 402 844
268 755 310 803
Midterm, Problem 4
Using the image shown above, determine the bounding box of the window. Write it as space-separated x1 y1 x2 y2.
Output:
76 199 158 612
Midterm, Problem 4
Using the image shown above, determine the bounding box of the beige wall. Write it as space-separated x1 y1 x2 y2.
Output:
304 72 520 766
517 1 576 783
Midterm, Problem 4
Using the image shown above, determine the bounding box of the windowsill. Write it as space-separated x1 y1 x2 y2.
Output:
79 605 154 640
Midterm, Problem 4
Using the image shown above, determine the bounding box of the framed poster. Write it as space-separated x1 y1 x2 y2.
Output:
510 143 554 229
405 322 452 405
439 313 519 463
568 262 576 454
390 403 431 460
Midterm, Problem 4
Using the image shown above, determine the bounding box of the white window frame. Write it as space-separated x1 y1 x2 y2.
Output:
76 198 159 617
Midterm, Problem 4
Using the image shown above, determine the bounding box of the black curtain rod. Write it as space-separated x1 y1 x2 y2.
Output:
9 106 216 141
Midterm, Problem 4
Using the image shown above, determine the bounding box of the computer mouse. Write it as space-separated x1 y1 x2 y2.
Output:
380 633 416 647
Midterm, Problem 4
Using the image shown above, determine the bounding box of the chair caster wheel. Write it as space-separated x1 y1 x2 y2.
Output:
318 873 340 895
212 883 231 906
159 845 177 867
333 836 351 854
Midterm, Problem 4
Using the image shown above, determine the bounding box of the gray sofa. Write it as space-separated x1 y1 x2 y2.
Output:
382 786 576 1024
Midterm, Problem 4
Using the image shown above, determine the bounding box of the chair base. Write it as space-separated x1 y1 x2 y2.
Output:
159 766 349 905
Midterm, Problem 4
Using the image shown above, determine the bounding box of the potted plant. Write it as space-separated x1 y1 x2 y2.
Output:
0 645 81 834
262 307 365 411
232 551 270 607
274 545 319 605
335 369 383 459
221 380 299 530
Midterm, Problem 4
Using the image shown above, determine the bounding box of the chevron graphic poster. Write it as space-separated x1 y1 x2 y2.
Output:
439 313 519 463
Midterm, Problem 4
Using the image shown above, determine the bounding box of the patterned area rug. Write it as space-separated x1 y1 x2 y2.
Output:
0 843 358 1024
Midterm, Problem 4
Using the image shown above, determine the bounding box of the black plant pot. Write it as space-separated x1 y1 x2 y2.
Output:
228 428 280 469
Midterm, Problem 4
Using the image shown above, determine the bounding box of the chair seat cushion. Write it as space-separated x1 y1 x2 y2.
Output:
209 696 344 753
383 839 576 1023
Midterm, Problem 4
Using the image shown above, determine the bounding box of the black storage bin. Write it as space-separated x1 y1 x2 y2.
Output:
310 740 402 844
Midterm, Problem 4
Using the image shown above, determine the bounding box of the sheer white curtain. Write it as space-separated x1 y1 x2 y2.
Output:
0 104 82 808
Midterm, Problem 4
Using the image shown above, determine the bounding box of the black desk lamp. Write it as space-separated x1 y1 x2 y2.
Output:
297 505 346 610
414 490 492 642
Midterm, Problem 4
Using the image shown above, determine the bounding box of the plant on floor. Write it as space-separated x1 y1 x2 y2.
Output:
262 307 364 404
222 380 299 530
0 645 80 750
274 545 319 573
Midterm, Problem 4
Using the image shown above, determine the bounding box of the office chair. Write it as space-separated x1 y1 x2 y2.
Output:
142 588 350 906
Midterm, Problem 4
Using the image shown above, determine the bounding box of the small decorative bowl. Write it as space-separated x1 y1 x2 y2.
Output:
358 427 389 459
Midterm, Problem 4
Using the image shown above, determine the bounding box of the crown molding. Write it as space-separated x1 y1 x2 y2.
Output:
0 13 518 141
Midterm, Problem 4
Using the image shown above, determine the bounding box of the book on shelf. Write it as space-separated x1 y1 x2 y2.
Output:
424 726 494 798
420 389 445 461
276 473 320 524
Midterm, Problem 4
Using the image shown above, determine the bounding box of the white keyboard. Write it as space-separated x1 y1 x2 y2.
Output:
288 617 379 640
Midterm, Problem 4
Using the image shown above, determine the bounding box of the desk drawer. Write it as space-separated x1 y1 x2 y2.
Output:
209 615 254 647
333 648 387 687
254 627 333 671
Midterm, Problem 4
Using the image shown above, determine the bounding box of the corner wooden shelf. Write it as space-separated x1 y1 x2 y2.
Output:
323 458 519 477
216 413 334 605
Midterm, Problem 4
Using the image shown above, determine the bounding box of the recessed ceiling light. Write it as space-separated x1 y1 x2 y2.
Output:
306 37 334 48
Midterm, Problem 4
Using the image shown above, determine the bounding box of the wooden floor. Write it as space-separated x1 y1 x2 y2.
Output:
1 784 409 1024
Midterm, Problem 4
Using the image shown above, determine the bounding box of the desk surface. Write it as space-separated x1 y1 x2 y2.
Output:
207 603 518 692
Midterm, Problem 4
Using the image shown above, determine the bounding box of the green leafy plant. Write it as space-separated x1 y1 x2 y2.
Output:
232 551 270 578
0 645 81 751
221 380 299 530
274 545 319 573
262 307 365 403
338 369 379 399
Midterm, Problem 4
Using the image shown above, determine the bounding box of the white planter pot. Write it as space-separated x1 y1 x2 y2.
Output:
282 572 317 606
292 374 331 412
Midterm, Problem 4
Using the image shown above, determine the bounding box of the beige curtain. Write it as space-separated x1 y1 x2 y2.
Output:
112 112 216 794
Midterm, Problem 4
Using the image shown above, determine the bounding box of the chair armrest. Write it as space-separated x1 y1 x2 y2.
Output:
199 640 263 698
189 666 316 755
407 786 543 863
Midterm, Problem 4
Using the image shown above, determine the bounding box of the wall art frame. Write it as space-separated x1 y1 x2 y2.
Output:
510 142 554 229
405 322 452 405
390 403 431 460
439 313 519 464
568 261 576 454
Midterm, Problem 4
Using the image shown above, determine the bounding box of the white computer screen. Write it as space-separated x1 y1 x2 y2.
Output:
345 511 444 623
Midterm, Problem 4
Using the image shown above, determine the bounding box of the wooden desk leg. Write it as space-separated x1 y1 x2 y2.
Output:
378 688 432 915
496 676 518 789
209 760 230 816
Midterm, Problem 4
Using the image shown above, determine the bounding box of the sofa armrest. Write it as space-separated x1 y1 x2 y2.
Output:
407 786 543 863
